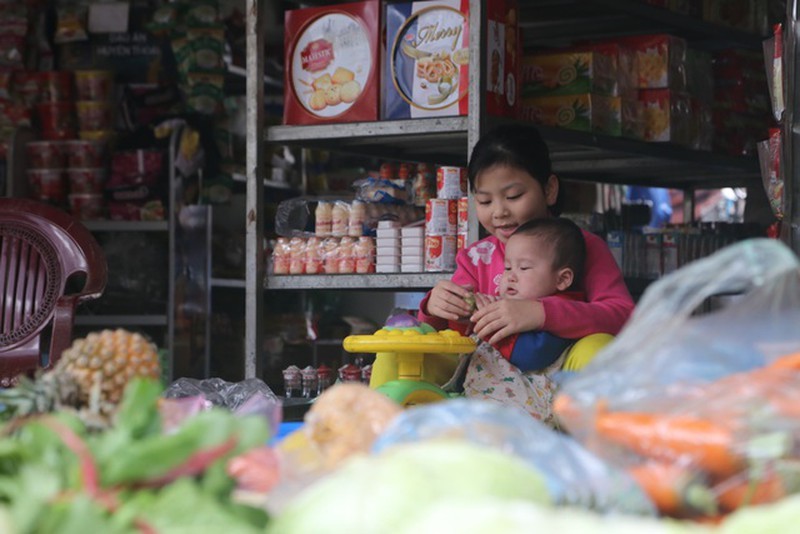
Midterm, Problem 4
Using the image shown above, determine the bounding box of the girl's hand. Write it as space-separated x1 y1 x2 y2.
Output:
473 293 499 310
426 281 474 321
471 299 545 344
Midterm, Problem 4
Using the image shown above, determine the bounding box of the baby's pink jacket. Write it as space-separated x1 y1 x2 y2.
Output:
417 229 634 338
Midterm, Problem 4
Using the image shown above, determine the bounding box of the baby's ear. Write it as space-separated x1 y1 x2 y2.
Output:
555 267 574 291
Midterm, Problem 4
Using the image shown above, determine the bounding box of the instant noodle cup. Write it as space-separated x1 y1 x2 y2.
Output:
28 169 67 203
39 71 74 103
74 70 114 100
26 141 66 169
37 102 76 140
68 193 105 220
64 139 106 168
76 101 114 131
67 167 107 194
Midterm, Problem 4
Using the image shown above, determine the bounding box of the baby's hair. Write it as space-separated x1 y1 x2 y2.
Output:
467 123 564 215
511 217 586 289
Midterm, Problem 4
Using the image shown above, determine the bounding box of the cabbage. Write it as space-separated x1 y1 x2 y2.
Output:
398 498 706 534
267 441 550 533
720 494 800 534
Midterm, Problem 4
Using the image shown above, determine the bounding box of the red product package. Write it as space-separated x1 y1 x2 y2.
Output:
485 0 520 118
284 1 380 125
108 149 164 188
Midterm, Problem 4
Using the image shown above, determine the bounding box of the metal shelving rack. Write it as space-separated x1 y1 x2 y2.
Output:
244 0 779 378
4 126 178 378
785 0 800 251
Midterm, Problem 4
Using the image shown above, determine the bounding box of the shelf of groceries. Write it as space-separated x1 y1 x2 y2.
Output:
261 0 776 295
267 118 762 188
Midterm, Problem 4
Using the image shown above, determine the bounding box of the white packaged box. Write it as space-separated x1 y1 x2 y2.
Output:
377 264 400 273
376 237 401 249
376 228 401 239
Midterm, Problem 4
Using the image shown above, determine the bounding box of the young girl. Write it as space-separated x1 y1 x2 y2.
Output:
417 124 634 420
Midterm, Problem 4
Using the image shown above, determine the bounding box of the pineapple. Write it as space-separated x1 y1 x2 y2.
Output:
0 329 161 427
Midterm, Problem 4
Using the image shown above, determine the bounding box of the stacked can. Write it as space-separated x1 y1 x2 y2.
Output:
457 197 469 251
425 166 465 272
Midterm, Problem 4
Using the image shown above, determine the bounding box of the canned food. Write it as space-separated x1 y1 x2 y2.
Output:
436 166 467 199
457 196 469 234
425 199 457 236
424 235 457 272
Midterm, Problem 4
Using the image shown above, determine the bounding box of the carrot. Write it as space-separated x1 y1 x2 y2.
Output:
626 461 716 517
596 411 744 477
767 352 800 371
714 470 786 511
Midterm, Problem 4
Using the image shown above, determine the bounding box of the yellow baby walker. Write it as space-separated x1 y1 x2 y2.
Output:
342 318 475 407
343 314 615 407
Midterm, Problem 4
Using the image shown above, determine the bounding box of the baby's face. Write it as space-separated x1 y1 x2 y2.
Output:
500 234 562 301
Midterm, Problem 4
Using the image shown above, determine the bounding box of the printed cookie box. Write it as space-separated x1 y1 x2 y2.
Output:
284 1 379 125
383 0 518 119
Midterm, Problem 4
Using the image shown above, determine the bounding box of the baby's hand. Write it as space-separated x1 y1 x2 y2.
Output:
471 299 545 344
426 280 474 321
473 293 500 310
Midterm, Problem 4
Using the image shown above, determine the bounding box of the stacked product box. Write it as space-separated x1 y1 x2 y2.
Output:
401 221 425 272
521 42 642 138
376 220 401 273
621 34 693 145
383 0 519 120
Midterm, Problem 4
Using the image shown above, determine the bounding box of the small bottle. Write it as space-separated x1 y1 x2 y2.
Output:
288 237 306 275
337 236 356 274
348 200 366 237
304 236 322 274
315 201 332 237
272 237 290 275
331 201 350 237
322 237 339 274
355 236 375 274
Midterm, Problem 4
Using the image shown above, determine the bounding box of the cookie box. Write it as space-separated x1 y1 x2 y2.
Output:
284 1 379 125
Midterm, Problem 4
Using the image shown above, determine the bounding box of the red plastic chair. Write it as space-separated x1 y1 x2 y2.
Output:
0 198 107 385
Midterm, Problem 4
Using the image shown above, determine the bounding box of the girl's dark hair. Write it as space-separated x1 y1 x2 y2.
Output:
467 124 563 215
512 217 586 290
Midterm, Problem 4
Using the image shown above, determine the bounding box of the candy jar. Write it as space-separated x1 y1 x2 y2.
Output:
338 362 362 383
282 365 301 398
301 365 318 398
316 364 334 395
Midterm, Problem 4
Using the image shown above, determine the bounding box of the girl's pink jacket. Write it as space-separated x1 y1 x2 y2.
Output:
418 229 634 338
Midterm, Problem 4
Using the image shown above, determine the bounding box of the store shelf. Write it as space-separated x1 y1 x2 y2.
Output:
266 272 452 290
211 277 246 289
267 117 471 167
82 220 169 232
75 315 168 327
521 0 766 49
232 172 296 190
267 118 760 188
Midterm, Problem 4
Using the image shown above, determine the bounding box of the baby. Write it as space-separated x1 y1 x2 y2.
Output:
472 216 586 373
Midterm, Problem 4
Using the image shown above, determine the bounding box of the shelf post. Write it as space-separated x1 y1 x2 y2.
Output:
245 0 266 379
466 0 488 245
785 0 800 252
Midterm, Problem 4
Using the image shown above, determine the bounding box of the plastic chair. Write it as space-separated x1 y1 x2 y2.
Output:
0 198 107 385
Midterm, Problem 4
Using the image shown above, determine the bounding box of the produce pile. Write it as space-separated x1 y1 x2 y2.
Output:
0 330 272 533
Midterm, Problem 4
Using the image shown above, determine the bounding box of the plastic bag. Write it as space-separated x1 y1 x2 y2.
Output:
372 399 655 515
163 377 282 433
556 238 800 518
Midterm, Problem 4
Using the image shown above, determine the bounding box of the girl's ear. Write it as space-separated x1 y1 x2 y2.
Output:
555 267 574 292
545 174 559 207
